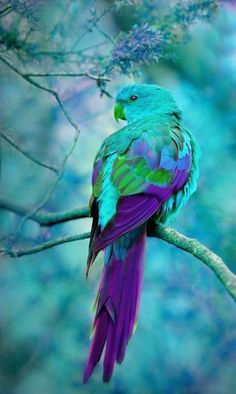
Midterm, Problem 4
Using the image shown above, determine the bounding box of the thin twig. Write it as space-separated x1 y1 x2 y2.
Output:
0 53 80 228
95 24 115 44
0 198 90 225
0 4 11 18
0 128 58 173
0 232 91 257
71 3 114 50
0 53 79 141
28 41 107 59
24 71 110 82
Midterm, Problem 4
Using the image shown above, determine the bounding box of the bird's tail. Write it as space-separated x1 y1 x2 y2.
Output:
83 225 146 383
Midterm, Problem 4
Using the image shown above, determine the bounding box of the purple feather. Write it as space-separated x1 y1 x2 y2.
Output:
94 195 160 252
83 227 146 383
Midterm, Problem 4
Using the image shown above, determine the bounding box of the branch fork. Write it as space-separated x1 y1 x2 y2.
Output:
0 198 235 303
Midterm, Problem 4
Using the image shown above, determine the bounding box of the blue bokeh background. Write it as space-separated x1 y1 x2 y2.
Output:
0 2 236 393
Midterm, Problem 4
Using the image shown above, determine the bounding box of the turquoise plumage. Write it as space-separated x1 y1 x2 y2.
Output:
84 84 200 383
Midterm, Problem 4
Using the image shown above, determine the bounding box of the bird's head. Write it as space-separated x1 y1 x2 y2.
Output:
114 84 181 123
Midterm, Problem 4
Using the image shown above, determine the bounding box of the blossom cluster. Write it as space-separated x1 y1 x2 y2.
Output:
112 24 166 72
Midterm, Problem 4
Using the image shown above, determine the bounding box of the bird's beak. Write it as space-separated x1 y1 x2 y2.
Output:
114 102 126 123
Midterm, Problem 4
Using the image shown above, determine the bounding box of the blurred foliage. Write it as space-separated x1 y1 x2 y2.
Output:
0 1 236 394
0 0 225 77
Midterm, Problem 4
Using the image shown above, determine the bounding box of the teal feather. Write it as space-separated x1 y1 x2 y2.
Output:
98 153 119 229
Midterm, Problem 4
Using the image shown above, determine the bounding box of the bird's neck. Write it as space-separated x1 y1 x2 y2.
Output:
127 111 181 127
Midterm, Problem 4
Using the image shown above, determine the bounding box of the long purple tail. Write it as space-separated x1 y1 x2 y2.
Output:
83 225 146 383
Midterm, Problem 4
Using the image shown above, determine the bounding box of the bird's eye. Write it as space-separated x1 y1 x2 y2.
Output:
130 95 138 101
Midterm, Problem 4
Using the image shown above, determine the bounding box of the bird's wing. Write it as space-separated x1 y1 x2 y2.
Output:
91 124 192 252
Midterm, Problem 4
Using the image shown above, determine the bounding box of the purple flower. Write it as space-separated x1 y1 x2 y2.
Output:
112 24 166 72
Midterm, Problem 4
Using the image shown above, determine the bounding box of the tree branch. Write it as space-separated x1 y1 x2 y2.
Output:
0 215 235 302
153 224 236 303
24 72 110 82
0 232 91 257
0 198 90 225
29 41 107 58
0 128 58 173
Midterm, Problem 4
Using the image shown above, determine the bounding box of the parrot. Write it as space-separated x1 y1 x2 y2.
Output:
83 83 200 383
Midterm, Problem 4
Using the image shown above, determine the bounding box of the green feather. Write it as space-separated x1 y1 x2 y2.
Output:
112 162 129 181
118 173 135 190
135 163 150 178
121 178 145 195
146 168 173 185
93 170 103 196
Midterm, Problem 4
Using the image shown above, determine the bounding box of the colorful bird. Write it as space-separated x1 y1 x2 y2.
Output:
83 84 200 383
